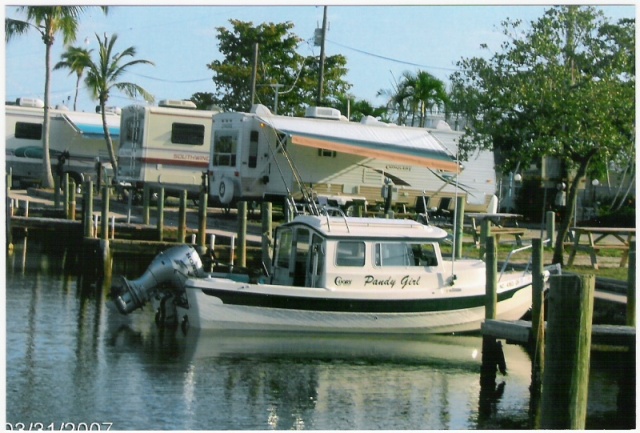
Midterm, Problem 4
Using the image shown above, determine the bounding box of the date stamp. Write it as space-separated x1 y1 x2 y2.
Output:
6 422 113 430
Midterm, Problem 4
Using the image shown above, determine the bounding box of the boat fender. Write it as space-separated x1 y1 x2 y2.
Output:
219 178 235 205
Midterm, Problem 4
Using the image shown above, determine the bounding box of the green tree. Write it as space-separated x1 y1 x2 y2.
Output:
451 6 635 264
84 33 155 176
54 45 93 110
206 19 351 115
5 6 108 188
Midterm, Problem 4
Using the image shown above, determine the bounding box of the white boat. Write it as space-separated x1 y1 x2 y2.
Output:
113 209 544 334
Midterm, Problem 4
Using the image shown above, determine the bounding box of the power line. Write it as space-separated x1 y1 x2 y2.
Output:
327 38 458 72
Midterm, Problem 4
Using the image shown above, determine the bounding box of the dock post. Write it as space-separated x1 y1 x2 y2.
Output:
262 202 273 271
529 238 545 428
197 186 208 254
479 236 504 423
237 201 247 267
6 173 13 252
627 241 635 327
142 184 150 225
454 196 465 259
540 274 594 429
545 211 555 245
479 219 492 258
178 189 187 243
63 173 70 218
54 174 60 209
157 187 165 241
68 179 76 221
101 185 110 241
83 181 94 238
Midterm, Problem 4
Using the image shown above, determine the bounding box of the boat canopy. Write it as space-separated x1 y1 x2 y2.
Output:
62 113 120 139
255 105 459 173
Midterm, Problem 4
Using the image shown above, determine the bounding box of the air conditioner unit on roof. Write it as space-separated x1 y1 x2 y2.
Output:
158 99 197 109
305 106 341 120
17 97 45 108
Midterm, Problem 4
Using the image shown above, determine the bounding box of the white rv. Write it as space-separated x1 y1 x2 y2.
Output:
208 104 496 213
117 100 220 197
5 98 120 187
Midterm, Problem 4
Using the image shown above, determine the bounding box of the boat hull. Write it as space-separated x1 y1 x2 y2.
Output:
177 276 533 334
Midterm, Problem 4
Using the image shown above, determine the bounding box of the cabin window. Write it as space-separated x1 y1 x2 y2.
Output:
213 130 238 166
375 242 438 267
171 123 205 145
275 229 293 268
317 149 336 157
336 241 366 267
248 130 259 168
15 122 42 140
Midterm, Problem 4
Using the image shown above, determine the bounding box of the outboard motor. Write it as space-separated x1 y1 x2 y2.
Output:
113 245 204 315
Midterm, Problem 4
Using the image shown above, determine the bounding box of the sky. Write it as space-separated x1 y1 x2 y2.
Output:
3 2 637 114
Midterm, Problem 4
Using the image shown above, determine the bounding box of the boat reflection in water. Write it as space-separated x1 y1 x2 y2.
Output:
108 321 535 430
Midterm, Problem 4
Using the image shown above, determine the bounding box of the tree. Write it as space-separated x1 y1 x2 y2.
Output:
378 70 448 127
451 6 635 264
206 19 351 115
84 33 155 176
6 6 108 188
54 45 93 110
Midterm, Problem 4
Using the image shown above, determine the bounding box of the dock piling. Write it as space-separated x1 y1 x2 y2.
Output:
261 202 273 271
101 185 109 240
540 274 594 429
157 187 165 241
529 238 545 428
627 241 635 327
237 201 247 267
178 190 187 242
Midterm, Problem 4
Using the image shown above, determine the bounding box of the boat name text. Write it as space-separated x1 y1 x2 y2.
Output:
362 275 421 289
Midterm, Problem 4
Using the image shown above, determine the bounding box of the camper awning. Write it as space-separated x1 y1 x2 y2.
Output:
62 113 120 139
256 110 458 172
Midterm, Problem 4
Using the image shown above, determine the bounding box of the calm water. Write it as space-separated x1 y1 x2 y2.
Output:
5 237 629 430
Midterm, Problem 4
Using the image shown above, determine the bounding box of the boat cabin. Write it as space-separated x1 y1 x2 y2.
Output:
270 214 450 290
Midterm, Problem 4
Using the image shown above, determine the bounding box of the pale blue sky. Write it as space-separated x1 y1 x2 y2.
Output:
3 3 636 113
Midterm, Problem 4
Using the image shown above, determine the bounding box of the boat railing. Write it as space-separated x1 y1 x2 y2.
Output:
320 206 351 233
499 238 560 280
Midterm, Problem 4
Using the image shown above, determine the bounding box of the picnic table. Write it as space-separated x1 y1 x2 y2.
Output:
466 213 524 246
566 226 635 269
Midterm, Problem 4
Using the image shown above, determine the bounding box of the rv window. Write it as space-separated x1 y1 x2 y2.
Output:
317 149 336 158
213 131 238 167
336 241 365 267
15 122 42 140
171 123 205 145
248 130 259 168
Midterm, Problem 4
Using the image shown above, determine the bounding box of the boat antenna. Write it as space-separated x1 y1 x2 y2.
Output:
449 148 461 283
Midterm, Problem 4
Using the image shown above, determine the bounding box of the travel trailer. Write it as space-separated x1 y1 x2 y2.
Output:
5 98 120 187
117 100 220 197
208 104 496 214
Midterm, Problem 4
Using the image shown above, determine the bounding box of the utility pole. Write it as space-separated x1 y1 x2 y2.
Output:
316 6 328 106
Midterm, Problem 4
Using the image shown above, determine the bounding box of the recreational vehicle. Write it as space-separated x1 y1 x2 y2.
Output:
117 100 220 197
5 98 120 187
208 104 496 214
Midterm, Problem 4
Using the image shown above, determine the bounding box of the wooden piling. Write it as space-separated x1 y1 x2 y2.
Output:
627 241 635 327
68 180 76 221
54 174 60 209
178 189 187 243
261 202 273 270
546 211 555 244
101 185 109 241
83 181 94 238
529 238 545 428
479 218 492 258
485 236 497 319
454 196 464 259
6 173 13 252
237 201 247 267
197 186 208 253
63 173 69 218
540 274 595 430
142 184 150 225
157 187 165 241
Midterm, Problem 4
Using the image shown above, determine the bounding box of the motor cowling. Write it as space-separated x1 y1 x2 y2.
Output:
113 245 204 314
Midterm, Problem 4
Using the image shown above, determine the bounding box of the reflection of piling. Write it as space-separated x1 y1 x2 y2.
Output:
540 274 594 429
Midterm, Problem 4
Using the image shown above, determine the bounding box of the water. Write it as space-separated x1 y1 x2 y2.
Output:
5 237 629 430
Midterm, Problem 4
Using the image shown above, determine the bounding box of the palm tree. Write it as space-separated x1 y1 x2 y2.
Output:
54 46 93 110
5 6 107 188
84 32 155 176
412 70 448 128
